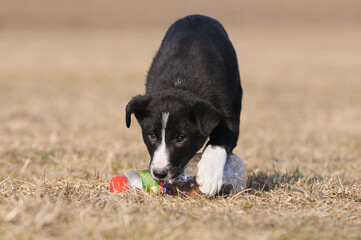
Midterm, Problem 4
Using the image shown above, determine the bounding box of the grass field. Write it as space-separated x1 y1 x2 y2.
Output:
0 24 360 239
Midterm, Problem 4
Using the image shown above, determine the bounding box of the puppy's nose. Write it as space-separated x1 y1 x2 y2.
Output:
152 169 168 179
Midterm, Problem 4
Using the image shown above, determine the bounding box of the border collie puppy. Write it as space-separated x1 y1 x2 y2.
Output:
126 15 242 196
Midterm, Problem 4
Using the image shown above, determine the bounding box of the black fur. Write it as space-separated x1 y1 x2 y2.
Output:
126 15 242 179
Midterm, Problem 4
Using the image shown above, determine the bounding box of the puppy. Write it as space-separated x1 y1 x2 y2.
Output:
126 15 242 196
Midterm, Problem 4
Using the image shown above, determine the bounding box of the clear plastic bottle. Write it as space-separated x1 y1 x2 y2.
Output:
110 153 247 196
170 153 247 195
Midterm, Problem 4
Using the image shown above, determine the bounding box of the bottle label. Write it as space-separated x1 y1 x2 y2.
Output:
137 170 167 195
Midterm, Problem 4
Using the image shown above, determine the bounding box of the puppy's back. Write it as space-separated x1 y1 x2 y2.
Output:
146 15 241 113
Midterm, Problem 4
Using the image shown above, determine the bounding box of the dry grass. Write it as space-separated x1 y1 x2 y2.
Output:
0 24 360 239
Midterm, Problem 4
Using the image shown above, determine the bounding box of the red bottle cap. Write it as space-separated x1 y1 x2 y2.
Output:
110 176 129 193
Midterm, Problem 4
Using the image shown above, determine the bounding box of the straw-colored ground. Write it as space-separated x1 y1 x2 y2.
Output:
0 25 360 239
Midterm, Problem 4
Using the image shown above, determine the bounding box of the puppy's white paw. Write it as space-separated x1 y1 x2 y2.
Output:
196 145 227 196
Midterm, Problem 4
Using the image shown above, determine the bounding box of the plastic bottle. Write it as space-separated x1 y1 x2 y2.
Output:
110 153 247 196
110 169 167 195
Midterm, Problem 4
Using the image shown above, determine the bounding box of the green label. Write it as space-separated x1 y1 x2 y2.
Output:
137 170 161 194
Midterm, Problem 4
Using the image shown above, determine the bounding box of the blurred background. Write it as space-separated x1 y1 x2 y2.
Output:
0 0 360 178
1 0 361 28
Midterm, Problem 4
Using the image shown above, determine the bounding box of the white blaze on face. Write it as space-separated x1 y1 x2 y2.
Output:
151 112 170 172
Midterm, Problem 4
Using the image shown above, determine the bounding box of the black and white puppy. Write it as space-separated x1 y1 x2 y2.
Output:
126 15 242 196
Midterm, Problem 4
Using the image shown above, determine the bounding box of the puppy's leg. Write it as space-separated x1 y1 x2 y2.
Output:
196 144 227 196
196 123 239 196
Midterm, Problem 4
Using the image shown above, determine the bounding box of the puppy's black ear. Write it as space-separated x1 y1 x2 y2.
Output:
126 95 151 128
194 101 222 136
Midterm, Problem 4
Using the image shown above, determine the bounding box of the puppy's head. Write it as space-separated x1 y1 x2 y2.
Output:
126 93 221 180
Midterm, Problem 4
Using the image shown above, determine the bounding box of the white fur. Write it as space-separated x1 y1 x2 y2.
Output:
151 112 170 173
196 145 227 196
174 78 183 86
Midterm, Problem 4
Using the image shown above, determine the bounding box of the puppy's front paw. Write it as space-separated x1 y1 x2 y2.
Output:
196 145 227 196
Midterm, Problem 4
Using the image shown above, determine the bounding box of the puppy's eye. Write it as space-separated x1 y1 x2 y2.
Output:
175 135 185 143
148 132 157 142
